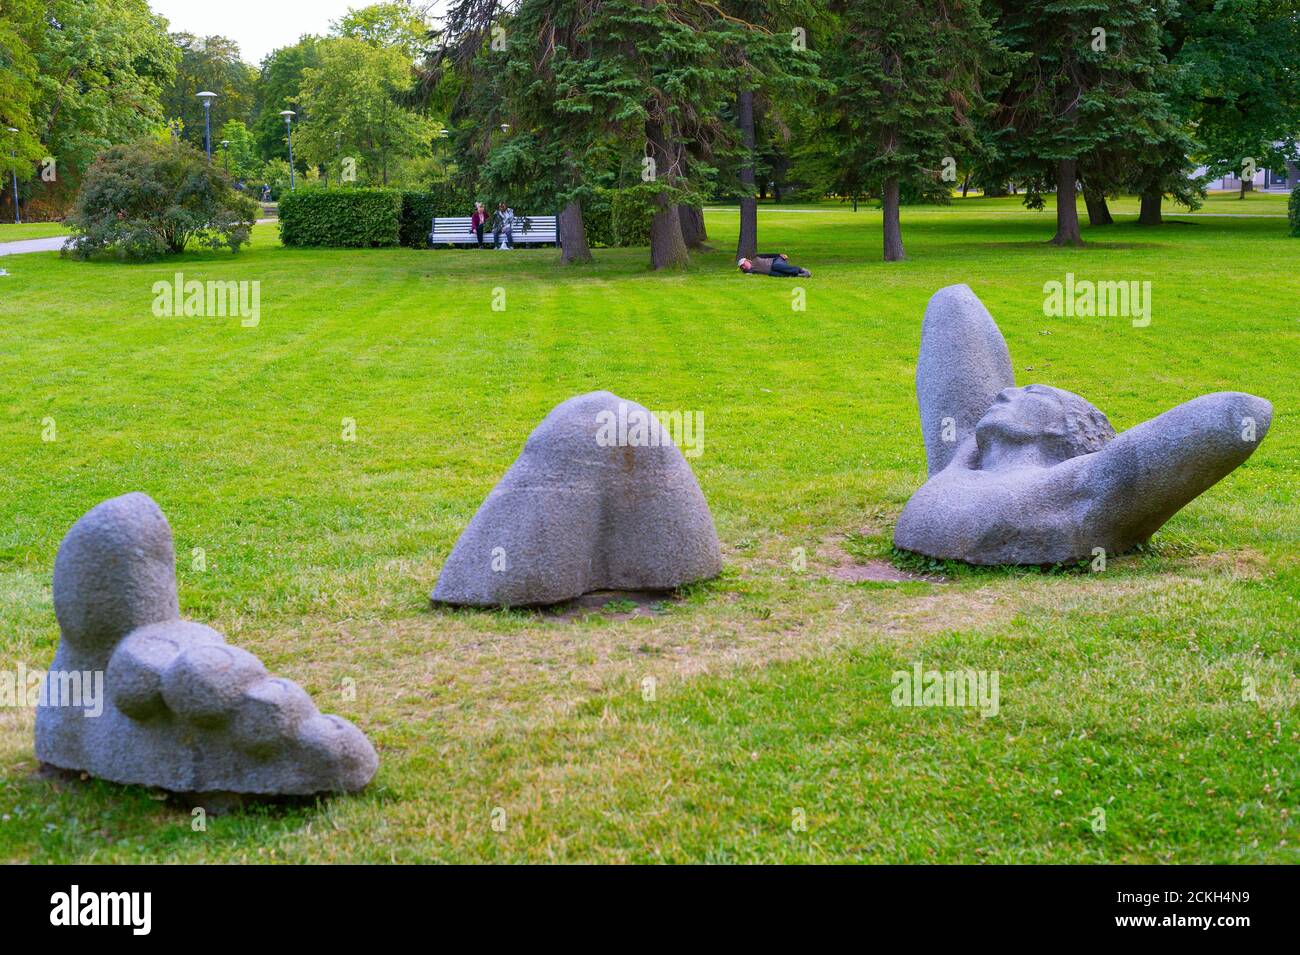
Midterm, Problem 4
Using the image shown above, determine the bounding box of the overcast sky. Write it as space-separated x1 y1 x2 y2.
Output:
149 1 445 66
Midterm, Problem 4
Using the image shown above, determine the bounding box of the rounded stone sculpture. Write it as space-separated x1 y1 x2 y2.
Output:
35 493 378 795
893 284 1272 565
432 391 723 607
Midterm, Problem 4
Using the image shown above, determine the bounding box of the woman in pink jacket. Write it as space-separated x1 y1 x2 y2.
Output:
470 202 488 248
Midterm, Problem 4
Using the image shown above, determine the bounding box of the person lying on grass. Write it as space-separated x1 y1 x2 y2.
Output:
737 253 811 277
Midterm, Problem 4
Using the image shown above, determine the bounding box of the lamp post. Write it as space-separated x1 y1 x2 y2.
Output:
220 140 231 175
6 128 19 225
438 127 450 175
280 110 296 191
196 91 217 161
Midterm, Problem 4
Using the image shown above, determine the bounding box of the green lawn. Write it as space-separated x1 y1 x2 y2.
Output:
0 222 68 242
0 196 1296 862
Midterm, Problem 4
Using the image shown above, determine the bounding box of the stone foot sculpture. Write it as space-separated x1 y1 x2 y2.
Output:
35 493 378 795
432 391 722 607
893 285 1272 565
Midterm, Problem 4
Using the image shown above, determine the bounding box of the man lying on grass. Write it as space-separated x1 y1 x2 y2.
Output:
737 252 811 278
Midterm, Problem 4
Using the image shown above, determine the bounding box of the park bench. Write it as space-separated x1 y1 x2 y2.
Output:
428 215 559 247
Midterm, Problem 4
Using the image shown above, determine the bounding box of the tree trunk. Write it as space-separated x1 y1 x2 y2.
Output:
882 176 905 261
1050 159 1083 246
736 88 757 259
1084 191 1114 226
1239 177 1253 198
646 116 688 270
558 200 592 264
678 203 707 249
1137 190 1163 226
961 173 971 199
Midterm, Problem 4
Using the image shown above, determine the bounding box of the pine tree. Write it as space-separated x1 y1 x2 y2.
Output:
989 0 1169 245
823 0 1000 261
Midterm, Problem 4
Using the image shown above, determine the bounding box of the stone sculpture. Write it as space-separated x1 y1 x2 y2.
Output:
35 492 378 795
432 391 722 607
894 284 1272 565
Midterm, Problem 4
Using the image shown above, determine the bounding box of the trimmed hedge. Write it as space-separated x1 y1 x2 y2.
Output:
1290 184 1300 237
611 188 655 248
278 184 657 249
278 189 402 248
400 182 475 248
583 190 615 248
575 187 655 248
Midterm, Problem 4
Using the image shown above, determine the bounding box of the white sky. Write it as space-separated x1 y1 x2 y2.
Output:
148 1 446 66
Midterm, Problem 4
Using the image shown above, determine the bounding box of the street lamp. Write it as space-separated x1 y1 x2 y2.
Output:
4 127 18 224
196 91 217 161
280 110 296 191
220 140 231 175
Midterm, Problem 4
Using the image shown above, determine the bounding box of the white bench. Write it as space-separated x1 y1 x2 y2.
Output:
429 215 559 247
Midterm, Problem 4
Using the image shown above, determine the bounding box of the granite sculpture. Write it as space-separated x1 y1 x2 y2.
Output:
893 284 1272 565
35 492 378 795
432 391 722 606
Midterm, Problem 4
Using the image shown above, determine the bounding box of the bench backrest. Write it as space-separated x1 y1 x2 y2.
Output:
429 215 558 244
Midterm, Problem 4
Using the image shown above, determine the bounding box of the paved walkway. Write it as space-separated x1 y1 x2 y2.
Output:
704 206 1288 219
0 235 66 256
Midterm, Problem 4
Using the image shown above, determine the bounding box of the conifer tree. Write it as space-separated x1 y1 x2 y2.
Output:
989 0 1169 245
823 0 1000 261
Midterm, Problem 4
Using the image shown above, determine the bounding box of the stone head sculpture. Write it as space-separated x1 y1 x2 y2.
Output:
894 285 1272 565
36 493 378 796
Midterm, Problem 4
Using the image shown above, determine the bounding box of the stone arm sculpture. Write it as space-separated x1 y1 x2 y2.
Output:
903 392 1271 564
895 284 1272 565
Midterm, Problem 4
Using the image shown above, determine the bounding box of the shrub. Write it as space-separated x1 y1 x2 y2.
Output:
1290 184 1300 237
582 190 615 248
399 182 474 248
278 189 402 247
63 139 258 260
610 186 655 248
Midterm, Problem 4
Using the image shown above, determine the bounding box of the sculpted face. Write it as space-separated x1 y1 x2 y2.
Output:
975 385 1115 468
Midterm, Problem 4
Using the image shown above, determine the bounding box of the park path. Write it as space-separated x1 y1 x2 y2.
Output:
0 211 1284 259
0 219 278 258
0 235 66 256
704 206 1287 218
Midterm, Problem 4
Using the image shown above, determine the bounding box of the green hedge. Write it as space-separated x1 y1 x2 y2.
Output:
400 182 475 248
611 188 655 248
278 184 655 249
575 187 654 248
583 191 615 248
1290 184 1300 237
278 189 402 248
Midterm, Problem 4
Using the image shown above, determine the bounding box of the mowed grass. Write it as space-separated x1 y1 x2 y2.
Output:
0 195 1296 862
0 222 69 242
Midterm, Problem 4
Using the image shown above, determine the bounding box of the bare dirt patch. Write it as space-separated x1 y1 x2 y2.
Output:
545 590 677 622
829 559 946 584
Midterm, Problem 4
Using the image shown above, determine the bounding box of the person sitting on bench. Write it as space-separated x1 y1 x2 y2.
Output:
492 202 515 250
738 252 811 278
471 202 488 248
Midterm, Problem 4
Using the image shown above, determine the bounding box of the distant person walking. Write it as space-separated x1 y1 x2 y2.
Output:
470 202 488 249
737 252 811 278
492 201 515 250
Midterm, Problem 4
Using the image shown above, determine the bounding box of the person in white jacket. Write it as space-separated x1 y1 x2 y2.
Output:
492 202 515 249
